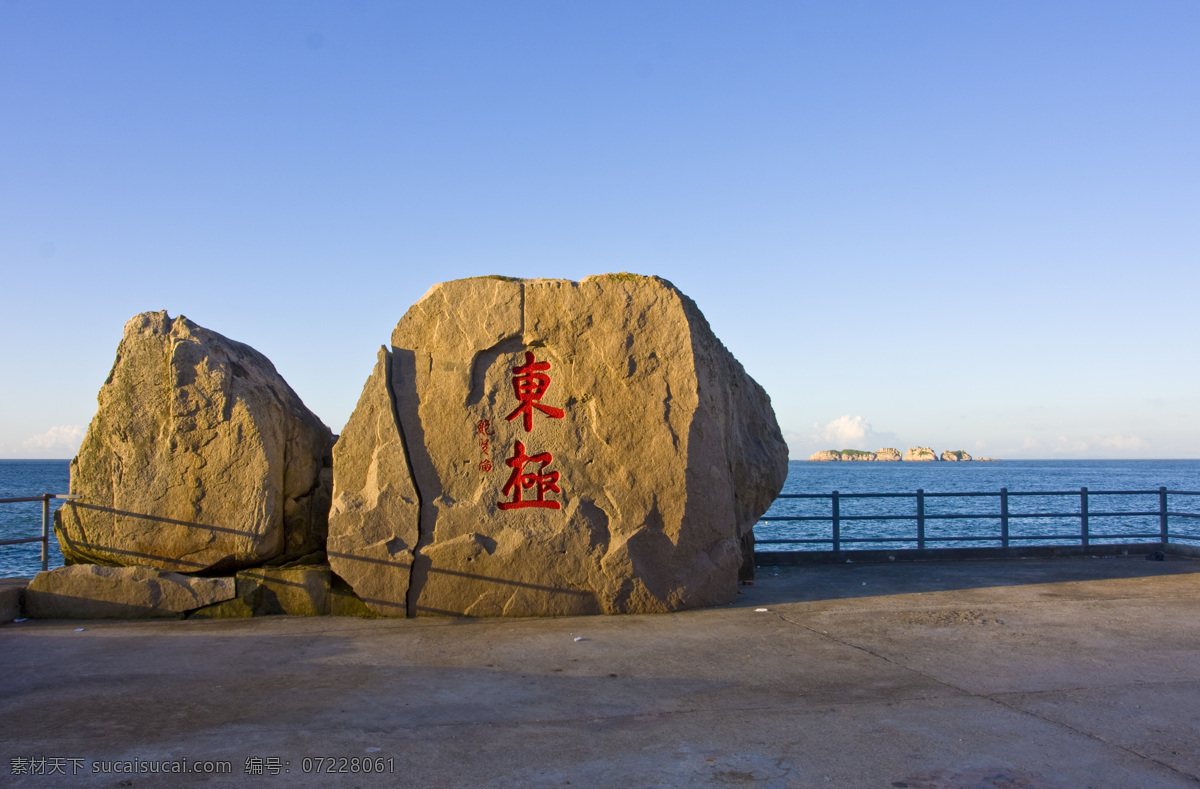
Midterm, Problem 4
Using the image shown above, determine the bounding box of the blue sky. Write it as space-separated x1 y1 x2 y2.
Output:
2 1 1197 460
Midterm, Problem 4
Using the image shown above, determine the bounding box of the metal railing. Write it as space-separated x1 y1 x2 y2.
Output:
7 488 1199 570
756 486 1200 552
0 494 78 572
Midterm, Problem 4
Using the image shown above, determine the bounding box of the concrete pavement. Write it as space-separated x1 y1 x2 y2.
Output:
2 555 1198 788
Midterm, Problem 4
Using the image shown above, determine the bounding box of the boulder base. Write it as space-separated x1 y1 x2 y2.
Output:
236 566 331 616
24 565 235 619
330 274 788 616
188 569 377 618
0 578 25 623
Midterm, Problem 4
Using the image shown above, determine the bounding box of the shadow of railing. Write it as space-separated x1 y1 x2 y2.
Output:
56 501 283 573
326 548 598 616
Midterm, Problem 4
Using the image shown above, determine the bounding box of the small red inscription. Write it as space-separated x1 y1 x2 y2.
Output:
504 351 565 433
476 419 495 472
498 440 561 510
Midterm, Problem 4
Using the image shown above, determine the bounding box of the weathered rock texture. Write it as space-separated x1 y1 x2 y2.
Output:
903 446 939 462
330 274 788 617
325 349 420 616
24 565 235 619
55 311 334 573
941 450 973 462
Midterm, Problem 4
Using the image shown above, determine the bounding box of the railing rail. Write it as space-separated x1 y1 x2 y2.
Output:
7 488 1199 571
0 494 79 571
756 486 1200 552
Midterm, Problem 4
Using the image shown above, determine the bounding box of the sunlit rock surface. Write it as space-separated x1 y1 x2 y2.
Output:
329 274 788 616
55 311 334 573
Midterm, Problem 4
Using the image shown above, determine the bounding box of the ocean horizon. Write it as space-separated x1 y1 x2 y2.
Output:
3 458 1199 577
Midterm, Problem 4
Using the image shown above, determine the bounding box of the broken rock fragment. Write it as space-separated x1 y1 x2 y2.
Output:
24 565 236 619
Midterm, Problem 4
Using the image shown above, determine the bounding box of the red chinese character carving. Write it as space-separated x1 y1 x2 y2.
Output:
475 419 496 472
505 351 565 432
498 440 561 510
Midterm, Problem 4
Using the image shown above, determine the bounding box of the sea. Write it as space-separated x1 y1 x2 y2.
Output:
1 460 70 578
2 458 1199 577
760 459 1200 552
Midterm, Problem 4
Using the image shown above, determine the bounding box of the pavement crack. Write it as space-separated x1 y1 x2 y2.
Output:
775 612 969 695
774 612 1200 784
978 693 1200 784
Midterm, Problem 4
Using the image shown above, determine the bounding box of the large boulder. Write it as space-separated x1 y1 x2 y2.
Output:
56 311 334 573
329 274 788 616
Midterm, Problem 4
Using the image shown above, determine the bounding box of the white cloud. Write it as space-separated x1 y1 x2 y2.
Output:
789 415 899 458
1002 432 1154 458
23 425 85 454
1052 435 1090 455
819 415 871 446
1098 434 1149 451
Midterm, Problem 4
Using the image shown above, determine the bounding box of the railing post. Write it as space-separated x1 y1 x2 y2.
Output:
1160 486 1169 544
1080 486 1089 547
41 493 50 572
831 491 840 552
1000 487 1009 549
916 489 925 550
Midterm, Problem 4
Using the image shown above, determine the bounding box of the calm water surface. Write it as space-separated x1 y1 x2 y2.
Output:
0 460 69 577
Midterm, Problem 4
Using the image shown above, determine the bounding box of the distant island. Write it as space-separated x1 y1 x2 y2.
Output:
807 447 999 462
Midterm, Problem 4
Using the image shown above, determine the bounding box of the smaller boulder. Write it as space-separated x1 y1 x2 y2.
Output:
236 566 331 616
55 311 334 573
189 566 333 617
